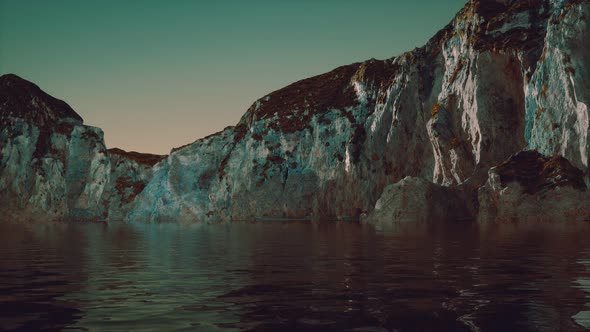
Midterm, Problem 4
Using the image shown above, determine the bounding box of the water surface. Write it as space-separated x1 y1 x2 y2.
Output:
1 221 590 331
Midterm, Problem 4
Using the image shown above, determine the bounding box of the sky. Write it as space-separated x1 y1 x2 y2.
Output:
0 0 466 154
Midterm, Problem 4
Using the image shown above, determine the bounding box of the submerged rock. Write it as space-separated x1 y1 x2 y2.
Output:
478 150 590 223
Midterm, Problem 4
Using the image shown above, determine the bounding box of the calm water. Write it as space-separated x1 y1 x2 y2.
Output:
1 221 590 332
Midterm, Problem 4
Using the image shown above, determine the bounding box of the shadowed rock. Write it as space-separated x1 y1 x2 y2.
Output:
108 148 167 167
0 74 83 127
2 0 590 224
366 177 473 225
494 150 586 194
478 150 590 223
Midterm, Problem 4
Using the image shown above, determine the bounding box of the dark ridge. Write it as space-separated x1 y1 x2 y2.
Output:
251 63 361 120
0 74 83 126
251 58 402 121
352 58 401 88
170 126 238 153
176 0 554 145
0 74 85 163
426 19 456 51
108 148 167 167
419 0 548 58
170 142 193 154
495 150 587 194
455 0 550 54
245 0 504 130
472 0 509 21
204 126 232 140
470 0 545 22
240 58 403 135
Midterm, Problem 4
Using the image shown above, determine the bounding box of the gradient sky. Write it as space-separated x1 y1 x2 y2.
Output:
0 0 466 154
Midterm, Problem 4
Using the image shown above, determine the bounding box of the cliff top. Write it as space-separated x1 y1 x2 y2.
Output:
0 74 84 127
236 0 556 136
108 148 167 166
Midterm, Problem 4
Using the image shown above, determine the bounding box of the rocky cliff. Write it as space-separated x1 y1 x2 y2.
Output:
128 0 589 222
0 74 165 221
0 74 109 221
105 148 166 220
478 150 589 222
1 0 588 223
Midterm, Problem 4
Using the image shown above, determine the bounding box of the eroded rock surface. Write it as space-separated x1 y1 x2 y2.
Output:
478 150 589 222
1 0 589 223
105 148 166 220
0 75 165 221
129 0 590 222
0 74 110 221
365 177 471 225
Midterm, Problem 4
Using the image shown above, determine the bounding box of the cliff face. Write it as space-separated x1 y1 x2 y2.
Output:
1 0 588 223
0 74 110 221
128 0 590 222
0 75 165 221
105 148 166 220
526 0 589 166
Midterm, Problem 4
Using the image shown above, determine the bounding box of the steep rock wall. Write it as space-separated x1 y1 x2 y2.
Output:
0 75 110 221
129 0 590 222
1 0 588 223
525 0 590 173
105 148 165 220
0 75 163 222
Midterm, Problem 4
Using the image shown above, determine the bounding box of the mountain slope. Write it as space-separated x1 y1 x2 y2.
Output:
0 75 166 221
129 0 590 222
0 0 588 223
0 74 110 220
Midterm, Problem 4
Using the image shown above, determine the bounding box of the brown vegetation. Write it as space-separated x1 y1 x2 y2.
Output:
449 59 465 84
108 148 167 166
431 103 443 118
251 133 263 141
495 150 586 194
0 74 83 126
115 177 146 204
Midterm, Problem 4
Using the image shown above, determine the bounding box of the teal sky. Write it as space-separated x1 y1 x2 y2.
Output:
0 0 466 154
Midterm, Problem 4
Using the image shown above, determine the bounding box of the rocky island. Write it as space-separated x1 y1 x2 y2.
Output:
1 0 588 224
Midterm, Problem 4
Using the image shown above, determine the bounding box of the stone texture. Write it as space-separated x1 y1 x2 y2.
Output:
0 75 164 222
1 0 589 223
129 0 590 222
478 150 590 222
105 148 166 221
0 74 110 221
364 177 472 225
525 0 590 173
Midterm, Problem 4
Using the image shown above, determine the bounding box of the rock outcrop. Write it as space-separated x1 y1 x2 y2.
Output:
1 0 589 223
364 177 472 225
478 150 589 222
0 74 165 221
105 148 166 220
0 74 110 221
128 0 590 222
